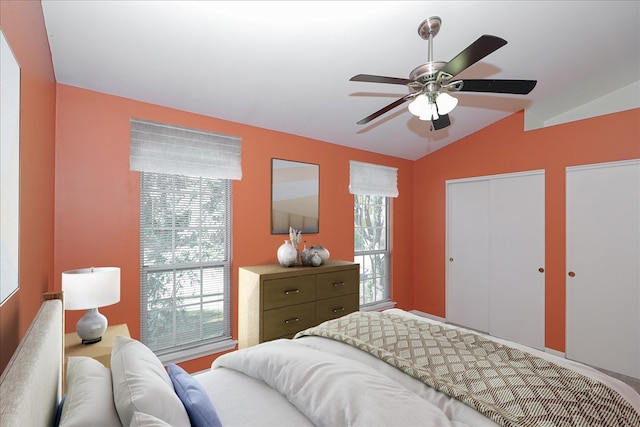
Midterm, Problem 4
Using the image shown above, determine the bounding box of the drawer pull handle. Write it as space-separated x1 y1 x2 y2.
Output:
284 317 300 324
284 289 300 295
333 282 345 287
332 307 345 313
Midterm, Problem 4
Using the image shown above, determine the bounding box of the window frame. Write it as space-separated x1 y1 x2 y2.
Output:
139 172 235 364
353 194 393 310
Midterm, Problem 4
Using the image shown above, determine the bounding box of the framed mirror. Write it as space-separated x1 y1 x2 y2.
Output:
271 158 319 234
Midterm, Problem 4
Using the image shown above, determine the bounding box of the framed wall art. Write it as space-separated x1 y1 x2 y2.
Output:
271 159 319 234
1 28 21 305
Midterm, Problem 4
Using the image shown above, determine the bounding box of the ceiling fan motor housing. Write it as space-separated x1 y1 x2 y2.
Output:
409 61 452 92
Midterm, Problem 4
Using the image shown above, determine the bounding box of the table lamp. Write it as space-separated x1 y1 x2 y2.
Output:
62 267 121 344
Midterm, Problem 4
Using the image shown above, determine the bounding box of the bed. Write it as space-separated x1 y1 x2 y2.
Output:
1 295 639 427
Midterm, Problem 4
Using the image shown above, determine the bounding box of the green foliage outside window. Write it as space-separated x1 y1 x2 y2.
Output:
354 194 389 306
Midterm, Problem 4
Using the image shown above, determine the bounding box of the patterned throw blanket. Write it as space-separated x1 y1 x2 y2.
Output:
295 312 640 427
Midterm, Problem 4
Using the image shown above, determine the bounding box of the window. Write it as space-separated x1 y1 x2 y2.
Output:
130 118 241 362
349 160 398 310
354 194 390 307
140 173 232 361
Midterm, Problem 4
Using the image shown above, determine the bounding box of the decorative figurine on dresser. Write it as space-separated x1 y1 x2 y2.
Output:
277 227 331 268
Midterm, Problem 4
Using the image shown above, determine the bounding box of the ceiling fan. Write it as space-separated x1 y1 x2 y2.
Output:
350 16 537 130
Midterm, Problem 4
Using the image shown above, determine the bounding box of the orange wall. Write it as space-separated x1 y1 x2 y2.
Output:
0 1 56 372
412 108 640 352
2 0 637 377
53 84 414 372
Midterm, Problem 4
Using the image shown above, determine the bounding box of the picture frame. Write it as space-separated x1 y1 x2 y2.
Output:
271 158 319 234
1 27 21 305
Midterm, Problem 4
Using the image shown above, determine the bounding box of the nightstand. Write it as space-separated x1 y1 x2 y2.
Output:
63 323 130 392
64 323 130 368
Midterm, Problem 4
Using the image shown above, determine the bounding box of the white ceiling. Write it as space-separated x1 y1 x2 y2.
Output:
41 1 639 160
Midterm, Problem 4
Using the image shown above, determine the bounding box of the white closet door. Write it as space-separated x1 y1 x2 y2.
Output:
489 173 545 350
446 180 490 332
566 160 640 378
446 171 545 346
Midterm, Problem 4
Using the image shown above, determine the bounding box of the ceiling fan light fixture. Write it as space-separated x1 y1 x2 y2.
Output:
435 92 458 115
409 94 440 120
419 103 439 121
409 92 457 121
407 94 431 117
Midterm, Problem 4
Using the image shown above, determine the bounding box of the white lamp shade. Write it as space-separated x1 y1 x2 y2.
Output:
62 267 121 310
419 103 439 121
435 92 458 115
408 94 431 117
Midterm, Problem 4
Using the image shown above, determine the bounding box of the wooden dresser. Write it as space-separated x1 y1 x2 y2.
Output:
238 260 359 348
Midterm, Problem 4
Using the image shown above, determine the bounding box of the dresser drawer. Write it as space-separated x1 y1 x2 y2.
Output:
315 269 359 300
315 294 359 324
263 302 316 341
263 275 315 310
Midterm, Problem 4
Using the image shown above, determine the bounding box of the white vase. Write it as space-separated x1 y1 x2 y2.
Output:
310 252 322 267
309 245 330 264
300 242 312 266
277 240 297 267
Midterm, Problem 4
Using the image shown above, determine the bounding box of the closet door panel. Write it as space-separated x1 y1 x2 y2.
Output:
489 173 545 350
566 160 640 378
446 180 490 332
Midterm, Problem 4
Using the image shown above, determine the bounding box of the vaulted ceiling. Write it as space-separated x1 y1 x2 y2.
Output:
41 1 640 160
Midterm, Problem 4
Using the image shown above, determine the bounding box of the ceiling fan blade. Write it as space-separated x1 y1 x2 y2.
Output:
356 93 416 125
456 79 537 94
431 114 451 131
350 74 413 86
438 35 507 78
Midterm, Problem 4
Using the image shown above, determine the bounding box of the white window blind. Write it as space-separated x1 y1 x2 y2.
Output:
130 118 242 180
139 174 232 361
349 161 398 197
132 118 237 362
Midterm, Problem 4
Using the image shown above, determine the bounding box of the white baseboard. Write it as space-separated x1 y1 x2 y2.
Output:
409 309 446 323
544 347 565 358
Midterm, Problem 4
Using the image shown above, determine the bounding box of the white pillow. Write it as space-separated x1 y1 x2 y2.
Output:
111 336 190 427
129 412 173 427
59 356 121 427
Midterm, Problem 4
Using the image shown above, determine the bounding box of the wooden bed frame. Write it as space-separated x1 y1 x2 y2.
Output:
0 292 64 427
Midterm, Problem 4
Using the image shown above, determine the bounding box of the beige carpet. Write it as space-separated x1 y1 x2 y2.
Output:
594 367 640 394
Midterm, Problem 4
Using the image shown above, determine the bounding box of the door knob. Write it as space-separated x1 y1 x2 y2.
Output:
538 267 544 273
449 258 454 262
568 271 576 277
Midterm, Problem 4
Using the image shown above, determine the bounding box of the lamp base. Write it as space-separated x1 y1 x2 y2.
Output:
76 308 108 345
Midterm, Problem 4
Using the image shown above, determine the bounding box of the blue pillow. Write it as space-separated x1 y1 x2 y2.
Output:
53 394 66 427
167 363 222 427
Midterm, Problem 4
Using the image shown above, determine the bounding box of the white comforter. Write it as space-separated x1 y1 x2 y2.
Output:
213 339 455 427
205 309 640 427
